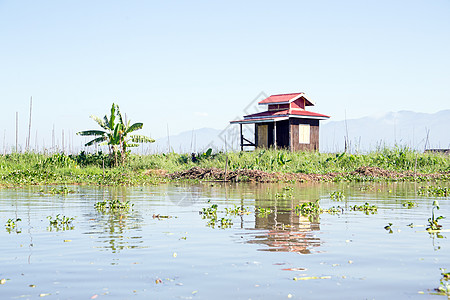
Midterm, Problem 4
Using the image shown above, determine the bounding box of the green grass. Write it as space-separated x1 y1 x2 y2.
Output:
126 147 450 174
0 146 449 186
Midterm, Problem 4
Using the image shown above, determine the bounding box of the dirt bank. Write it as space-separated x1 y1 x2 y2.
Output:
168 166 449 183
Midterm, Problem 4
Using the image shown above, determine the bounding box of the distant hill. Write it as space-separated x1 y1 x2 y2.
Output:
149 110 450 153
320 110 450 152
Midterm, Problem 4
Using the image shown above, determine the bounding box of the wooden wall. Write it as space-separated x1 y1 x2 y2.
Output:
289 118 319 151
255 118 320 151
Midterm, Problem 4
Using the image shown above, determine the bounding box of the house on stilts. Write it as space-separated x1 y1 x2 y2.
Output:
230 92 330 151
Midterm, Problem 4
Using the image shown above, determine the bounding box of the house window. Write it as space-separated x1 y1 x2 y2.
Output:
299 124 310 144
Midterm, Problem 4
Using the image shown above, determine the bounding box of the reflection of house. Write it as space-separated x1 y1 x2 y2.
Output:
248 204 321 254
230 93 330 151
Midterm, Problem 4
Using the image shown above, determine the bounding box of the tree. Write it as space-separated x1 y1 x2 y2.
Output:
77 103 154 165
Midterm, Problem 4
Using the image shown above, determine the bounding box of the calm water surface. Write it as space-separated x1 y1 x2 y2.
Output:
1 182 449 299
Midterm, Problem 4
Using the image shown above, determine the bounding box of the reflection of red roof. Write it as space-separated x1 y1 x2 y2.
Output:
259 93 314 106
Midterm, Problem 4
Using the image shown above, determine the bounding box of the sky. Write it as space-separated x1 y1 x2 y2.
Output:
0 0 449 152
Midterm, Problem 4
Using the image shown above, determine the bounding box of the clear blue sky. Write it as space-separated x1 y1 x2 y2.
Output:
1 0 449 151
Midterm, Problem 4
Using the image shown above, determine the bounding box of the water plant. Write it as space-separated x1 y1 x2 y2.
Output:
95 198 134 213
325 206 344 214
5 218 21 229
225 205 251 216
46 186 75 195
47 214 75 231
275 186 294 199
427 200 445 231
206 217 233 229
330 191 345 201
255 207 272 216
5 218 22 233
219 217 233 228
349 202 378 214
384 223 393 233
295 201 322 216
402 201 417 208
434 268 450 296
418 186 449 197
200 204 218 219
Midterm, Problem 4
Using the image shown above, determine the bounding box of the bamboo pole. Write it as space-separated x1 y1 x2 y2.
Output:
3 129 6 155
15 112 18 153
166 124 171 153
52 124 55 153
26 97 32 151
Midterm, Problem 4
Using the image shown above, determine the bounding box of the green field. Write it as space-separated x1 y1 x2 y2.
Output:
0 147 449 186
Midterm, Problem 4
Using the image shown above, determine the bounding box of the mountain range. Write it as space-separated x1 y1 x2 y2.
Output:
150 110 450 153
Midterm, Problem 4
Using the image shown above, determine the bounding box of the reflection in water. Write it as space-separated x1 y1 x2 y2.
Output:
249 208 321 254
246 185 322 254
84 188 145 253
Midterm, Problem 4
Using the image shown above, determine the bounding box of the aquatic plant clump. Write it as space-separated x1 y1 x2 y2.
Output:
225 205 251 216
418 186 449 197
95 198 134 213
349 202 378 214
426 200 445 232
295 201 322 216
47 214 75 231
434 268 450 296
330 191 345 201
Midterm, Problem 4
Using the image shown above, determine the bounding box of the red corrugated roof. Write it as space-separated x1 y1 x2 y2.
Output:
230 116 288 124
258 93 308 105
244 109 330 119
230 109 330 124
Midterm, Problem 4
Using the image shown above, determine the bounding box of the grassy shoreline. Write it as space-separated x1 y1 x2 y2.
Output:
0 147 449 186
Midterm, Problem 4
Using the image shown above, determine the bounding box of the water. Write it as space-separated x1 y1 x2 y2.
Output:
0 182 449 299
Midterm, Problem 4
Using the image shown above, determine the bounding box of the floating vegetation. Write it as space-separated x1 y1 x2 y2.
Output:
295 202 346 217
255 207 272 216
349 202 378 214
47 214 75 231
219 217 233 228
427 200 445 232
384 223 393 234
206 217 233 229
5 218 21 228
295 201 322 216
402 201 417 208
275 187 293 200
434 268 450 296
200 204 218 219
5 218 21 233
40 186 75 195
225 205 251 216
325 206 344 214
418 186 449 197
330 191 345 201
199 204 234 229
442 268 450 280
359 185 375 191
95 198 134 213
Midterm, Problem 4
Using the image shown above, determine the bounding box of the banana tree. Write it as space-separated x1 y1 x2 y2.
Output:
115 105 155 164
77 103 154 165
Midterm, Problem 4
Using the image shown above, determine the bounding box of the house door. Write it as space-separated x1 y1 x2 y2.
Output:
257 123 275 148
